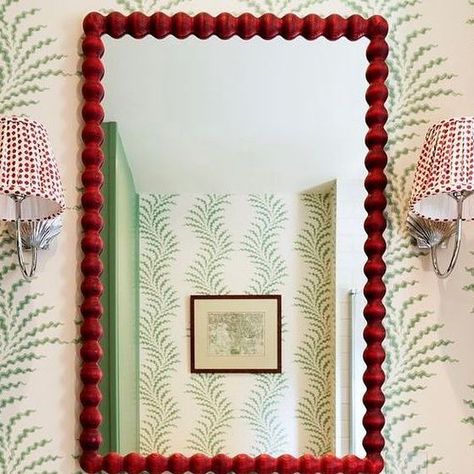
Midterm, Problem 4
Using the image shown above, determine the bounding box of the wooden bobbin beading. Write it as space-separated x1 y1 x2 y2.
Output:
80 11 389 474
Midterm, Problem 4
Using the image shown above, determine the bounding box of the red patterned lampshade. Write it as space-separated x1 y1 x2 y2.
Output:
409 117 474 221
0 115 65 221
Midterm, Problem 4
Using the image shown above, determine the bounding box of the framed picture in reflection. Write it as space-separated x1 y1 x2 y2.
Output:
190 295 282 373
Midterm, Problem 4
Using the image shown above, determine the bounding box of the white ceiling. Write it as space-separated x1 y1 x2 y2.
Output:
103 35 368 194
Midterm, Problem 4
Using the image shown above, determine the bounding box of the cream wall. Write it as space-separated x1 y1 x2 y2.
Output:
0 0 473 473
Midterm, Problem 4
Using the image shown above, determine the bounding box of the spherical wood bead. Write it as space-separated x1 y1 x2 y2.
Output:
82 123 104 146
81 340 103 363
280 14 303 40
362 387 385 412
189 454 211 474
364 211 386 234
259 13 281 39
107 12 127 38
194 13 216 39
365 456 383 474
302 14 324 40
80 406 102 428
82 145 104 166
364 171 387 193
80 317 103 339
237 13 258 39
81 188 104 211
365 125 388 148
82 167 104 188
82 36 105 57
365 149 387 171
277 454 297 474
366 39 389 64
363 304 385 327
82 57 105 81
324 14 346 40
321 454 342 474
215 13 237 39
146 453 168 474
82 231 104 254
82 102 104 123
81 362 102 384
346 15 368 41
365 60 388 83
80 428 103 451
364 237 386 257
168 453 189 474
80 451 103 474
366 104 388 127
233 454 254 474
124 453 146 474
81 213 104 233
363 345 386 368
80 384 102 406
81 276 103 298
364 189 387 212
367 15 389 39
81 253 104 277
172 12 193 39
83 12 106 36
128 12 150 38
255 454 276 474
363 430 385 453
299 454 321 474
342 454 364 474
364 260 386 279
211 454 233 474
150 12 172 38
102 453 124 474
363 279 386 300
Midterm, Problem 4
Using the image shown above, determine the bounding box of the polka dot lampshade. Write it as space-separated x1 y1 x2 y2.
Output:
0 115 65 221
409 117 474 221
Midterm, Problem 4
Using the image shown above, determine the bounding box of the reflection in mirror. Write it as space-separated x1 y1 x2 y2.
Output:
100 35 369 459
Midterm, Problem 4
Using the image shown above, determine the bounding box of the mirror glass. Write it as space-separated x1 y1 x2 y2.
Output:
101 35 369 459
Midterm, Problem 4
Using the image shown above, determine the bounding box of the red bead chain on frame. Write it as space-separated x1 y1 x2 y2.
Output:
80 11 389 474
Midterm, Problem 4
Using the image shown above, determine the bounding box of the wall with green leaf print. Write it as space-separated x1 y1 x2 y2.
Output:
0 0 473 472
137 192 336 456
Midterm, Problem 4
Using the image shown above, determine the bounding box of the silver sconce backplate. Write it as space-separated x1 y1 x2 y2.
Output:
7 216 62 250
406 214 456 249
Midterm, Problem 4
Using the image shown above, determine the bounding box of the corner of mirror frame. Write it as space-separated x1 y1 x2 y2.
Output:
79 11 389 474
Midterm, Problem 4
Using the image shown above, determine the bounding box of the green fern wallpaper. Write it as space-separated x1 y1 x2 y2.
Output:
0 0 473 472
137 192 335 456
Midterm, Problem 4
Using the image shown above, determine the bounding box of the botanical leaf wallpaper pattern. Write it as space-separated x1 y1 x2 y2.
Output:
139 195 181 453
240 195 290 456
0 231 62 472
0 0 65 114
139 193 335 456
185 195 234 455
0 0 473 471
294 191 335 455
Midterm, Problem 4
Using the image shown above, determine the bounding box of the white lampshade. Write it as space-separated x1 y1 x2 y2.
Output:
0 115 65 221
409 117 474 221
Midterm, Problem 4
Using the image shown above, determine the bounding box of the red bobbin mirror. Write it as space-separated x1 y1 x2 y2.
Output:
79 11 388 474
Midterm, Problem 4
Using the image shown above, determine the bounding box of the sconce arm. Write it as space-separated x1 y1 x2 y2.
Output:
430 191 467 279
12 195 37 280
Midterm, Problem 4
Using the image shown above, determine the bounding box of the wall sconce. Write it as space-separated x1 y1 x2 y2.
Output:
0 116 65 279
407 117 474 278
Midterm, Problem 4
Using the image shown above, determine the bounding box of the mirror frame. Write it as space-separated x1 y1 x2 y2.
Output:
79 11 389 474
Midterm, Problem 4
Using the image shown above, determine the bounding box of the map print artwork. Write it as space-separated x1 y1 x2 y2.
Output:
207 311 265 356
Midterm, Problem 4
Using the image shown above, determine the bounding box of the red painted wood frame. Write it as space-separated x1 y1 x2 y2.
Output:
80 11 389 474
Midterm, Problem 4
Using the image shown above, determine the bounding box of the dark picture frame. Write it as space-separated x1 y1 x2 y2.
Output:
190 295 282 373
